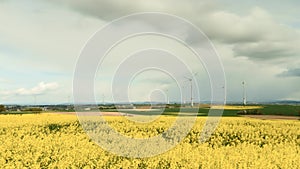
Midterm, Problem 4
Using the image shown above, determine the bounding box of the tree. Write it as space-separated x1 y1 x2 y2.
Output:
0 105 6 112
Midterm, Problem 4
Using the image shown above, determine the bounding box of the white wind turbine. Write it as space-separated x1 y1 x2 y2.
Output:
242 81 247 106
184 72 198 107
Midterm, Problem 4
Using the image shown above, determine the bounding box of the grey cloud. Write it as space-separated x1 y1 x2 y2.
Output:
232 41 299 61
278 68 300 77
49 0 216 20
50 1 294 42
47 0 300 63
198 7 300 62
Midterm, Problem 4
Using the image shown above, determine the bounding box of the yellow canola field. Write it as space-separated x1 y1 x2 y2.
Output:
0 113 299 168
210 105 263 110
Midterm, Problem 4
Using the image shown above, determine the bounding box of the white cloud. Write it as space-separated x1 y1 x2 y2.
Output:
0 78 10 83
1 82 59 96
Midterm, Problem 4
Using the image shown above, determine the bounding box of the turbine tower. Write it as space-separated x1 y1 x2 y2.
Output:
242 81 247 106
184 73 197 107
102 94 105 105
182 86 186 104
67 95 71 105
33 95 37 105
164 89 170 105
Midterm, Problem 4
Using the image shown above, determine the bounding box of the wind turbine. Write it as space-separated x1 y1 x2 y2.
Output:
102 94 105 105
182 86 186 104
242 81 247 106
67 95 71 105
33 95 37 105
166 89 170 105
184 72 198 107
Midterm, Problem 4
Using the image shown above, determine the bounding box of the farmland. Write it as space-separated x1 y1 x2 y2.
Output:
117 104 300 117
0 113 299 168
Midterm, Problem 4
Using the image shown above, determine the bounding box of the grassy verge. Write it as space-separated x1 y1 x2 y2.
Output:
0 111 41 115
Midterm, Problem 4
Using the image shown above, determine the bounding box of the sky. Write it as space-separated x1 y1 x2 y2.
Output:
0 0 299 104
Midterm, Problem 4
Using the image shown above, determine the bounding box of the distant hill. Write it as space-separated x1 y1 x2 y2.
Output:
273 100 300 105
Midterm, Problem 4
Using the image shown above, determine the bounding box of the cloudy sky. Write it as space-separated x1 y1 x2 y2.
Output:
0 0 299 104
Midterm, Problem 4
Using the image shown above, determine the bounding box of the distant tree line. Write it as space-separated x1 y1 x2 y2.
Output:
0 105 6 112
